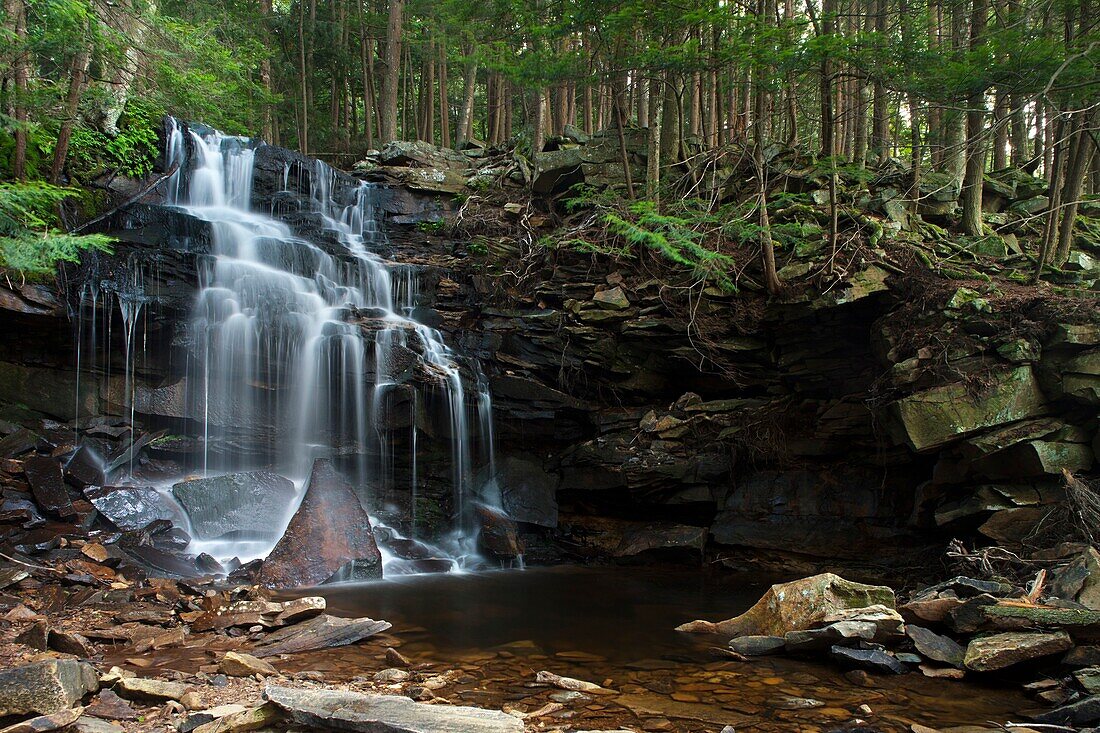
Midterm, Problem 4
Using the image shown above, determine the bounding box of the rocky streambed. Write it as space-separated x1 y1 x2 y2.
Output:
0 560 1041 733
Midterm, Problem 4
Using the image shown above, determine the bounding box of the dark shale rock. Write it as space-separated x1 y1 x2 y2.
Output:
498 455 558 528
1032 695 1100 726
258 459 382 588
830 645 908 674
172 471 296 541
729 635 786 656
906 625 965 667
24 456 74 517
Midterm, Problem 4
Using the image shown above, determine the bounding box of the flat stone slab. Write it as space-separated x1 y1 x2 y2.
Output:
264 685 524 732
907 625 965 667
251 614 390 657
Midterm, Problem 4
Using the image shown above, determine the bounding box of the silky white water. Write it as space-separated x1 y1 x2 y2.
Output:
149 119 496 572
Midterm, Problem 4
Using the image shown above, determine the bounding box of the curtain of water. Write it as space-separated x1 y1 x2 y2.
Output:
163 121 497 570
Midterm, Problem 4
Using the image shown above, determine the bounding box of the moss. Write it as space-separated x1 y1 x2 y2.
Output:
984 605 1100 627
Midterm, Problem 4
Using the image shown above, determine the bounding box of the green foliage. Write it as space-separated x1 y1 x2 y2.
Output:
0 181 113 276
60 100 162 179
416 219 447 234
604 201 738 293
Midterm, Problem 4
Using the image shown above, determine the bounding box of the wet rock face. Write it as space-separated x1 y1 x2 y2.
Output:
171 471 296 541
84 485 182 532
258 459 382 588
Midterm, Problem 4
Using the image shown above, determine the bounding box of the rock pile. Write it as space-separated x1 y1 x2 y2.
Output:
681 561 1100 729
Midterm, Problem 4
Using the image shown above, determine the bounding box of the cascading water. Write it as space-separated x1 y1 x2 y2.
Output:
147 118 498 573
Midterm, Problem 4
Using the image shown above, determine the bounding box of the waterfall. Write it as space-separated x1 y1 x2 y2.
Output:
154 121 496 573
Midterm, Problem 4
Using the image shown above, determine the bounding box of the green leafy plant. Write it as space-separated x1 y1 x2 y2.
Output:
0 181 113 277
59 100 162 179
604 201 738 292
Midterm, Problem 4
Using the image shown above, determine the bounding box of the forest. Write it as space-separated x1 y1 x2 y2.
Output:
1 0 1098 285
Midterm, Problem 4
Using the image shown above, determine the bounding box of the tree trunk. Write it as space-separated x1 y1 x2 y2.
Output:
380 0 405 143
298 0 310 154
960 0 989 237
457 42 477 146
358 0 375 148
647 73 664 202
756 0 781 295
259 0 275 143
1054 114 1097 264
49 43 91 184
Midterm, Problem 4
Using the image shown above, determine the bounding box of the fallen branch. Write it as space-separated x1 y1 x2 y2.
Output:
70 163 180 234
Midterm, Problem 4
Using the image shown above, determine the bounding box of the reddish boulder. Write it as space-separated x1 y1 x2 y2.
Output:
259 459 382 588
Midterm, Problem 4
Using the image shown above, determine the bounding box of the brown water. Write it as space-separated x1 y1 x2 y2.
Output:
275 566 1037 732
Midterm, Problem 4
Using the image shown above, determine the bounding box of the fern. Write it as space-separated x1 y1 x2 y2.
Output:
0 181 113 276
605 201 738 292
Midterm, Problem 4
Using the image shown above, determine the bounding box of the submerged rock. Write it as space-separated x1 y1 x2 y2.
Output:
264 685 524 733
677 573 895 637
0 660 98 717
729 635 786 656
171 471 295 541
258 459 381 588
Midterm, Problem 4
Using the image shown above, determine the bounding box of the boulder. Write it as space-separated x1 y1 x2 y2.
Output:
0 660 98 717
821 605 904 640
258 460 381 588
533 148 583 195
376 140 470 170
220 652 277 677
172 471 296 541
264 685 524 733
676 573 895 637
190 704 282 733
886 366 1048 452
474 504 524 558
963 631 1072 671
177 704 249 733
783 621 879 652
84 485 182 532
